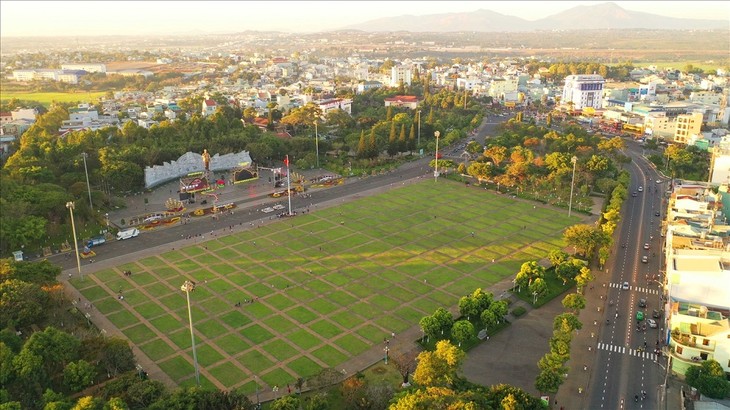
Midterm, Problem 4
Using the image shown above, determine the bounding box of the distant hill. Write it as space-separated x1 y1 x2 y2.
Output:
341 2 729 32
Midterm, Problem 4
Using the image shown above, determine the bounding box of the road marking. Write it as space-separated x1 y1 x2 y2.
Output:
609 283 659 294
597 342 658 361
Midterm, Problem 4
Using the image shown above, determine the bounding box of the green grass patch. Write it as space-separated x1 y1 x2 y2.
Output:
262 339 298 362
149 314 182 334
217 334 251 356
0 91 107 107
311 345 348 367
195 343 225 367
288 328 322 351
158 355 195 382
287 356 322 379
240 324 274 344
139 338 176 361
238 349 274 374
107 310 140 329
209 362 248 388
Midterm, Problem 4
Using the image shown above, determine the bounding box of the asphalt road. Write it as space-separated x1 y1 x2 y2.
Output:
587 140 669 409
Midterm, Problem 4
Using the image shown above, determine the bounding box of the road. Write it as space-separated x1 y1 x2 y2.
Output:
586 139 669 409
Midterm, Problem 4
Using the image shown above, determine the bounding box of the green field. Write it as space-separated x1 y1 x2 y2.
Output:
0 91 106 107
70 179 578 392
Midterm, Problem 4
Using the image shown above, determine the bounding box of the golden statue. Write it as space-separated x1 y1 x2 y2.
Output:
202 149 211 171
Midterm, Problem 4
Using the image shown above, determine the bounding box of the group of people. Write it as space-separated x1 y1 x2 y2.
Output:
123 270 132 277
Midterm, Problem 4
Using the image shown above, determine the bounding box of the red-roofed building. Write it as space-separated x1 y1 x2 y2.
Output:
384 95 421 110
201 99 218 117
0 112 12 126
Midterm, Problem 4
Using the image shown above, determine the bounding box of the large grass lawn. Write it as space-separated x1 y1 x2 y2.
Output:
0 90 107 107
70 179 577 391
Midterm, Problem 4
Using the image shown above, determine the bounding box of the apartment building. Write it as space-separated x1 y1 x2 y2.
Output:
662 183 730 376
390 65 412 87
60 63 106 73
561 74 605 110
674 112 703 144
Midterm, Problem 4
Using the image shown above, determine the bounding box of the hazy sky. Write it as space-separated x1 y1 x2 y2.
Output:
1 1 728 37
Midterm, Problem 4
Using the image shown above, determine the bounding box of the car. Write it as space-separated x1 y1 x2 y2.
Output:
644 243 650 250
636 311 645 321
622 281 630 290
116 228 139 240
655 211 661 217
656 179 662 184
638 186 643 192
652 309 661 319
632 192 638 197
261 207 274 213
642 255 649 263
638 298 647 308
647 318 657 328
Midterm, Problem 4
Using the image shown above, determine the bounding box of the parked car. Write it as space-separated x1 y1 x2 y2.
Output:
652 309 661 318
86 236 106 248
647 318 657 328
116 228 139 240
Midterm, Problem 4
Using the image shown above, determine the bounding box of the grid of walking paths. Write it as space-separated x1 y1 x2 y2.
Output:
70 180 574 393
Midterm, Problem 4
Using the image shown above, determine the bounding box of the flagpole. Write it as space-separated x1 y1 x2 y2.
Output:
285 155 293 216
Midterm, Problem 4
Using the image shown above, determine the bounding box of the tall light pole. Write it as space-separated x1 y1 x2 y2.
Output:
434 131 440 182
416 109 421 150
181 280 200 386
81 152 93 211
314 121 319 169
66 202 82 279
568 155 577 217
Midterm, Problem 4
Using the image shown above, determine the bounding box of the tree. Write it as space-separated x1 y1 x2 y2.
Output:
534 369 564 394
489 300 508 323
0 279 50 329
528 278 548 302
102 397 129 410
555 258 583 285
563 224 604 257
480 310 498 334
574 266 595 293
538 352 568 374
458 296 479 320
547 250 569 267
419 315 440 343
562 293 586 314
466 161 493 181
412 340 464 387
270 395 300 410
450 320 475 347
484 145 507 167
432 307 454 336
390 347 418 386
685 360 730 399
517 261 545 286
64 360 96 392
340 377 366 409
553 313 582 332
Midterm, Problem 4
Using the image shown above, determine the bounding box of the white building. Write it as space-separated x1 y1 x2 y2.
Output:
60 63 106 73
390 65 412 87
561 74 605 110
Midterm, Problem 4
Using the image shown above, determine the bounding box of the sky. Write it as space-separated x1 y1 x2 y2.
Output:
1 1 728 37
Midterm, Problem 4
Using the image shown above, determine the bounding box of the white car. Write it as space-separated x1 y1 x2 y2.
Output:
638 186 643 192
261 207 274 213
647 318 657 328
622 282 630 290
642 255 649 263
643 243 650 250
272 204 285 210
656 179 661 184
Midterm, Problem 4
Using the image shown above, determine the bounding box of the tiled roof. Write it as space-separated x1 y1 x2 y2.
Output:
204 99 217 106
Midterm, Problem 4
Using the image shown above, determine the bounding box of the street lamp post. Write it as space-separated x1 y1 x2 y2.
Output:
434 131 440 182
181 280 200 386
568 155 577 217
416 110 421 150
81 152 93 211
314 121 319 169
533 291 538 305
66 202 82 279
384 345 389 364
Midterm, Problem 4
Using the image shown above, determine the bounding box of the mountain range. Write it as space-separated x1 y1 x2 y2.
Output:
340 2 729 32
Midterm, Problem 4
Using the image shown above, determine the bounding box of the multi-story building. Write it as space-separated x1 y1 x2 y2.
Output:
383 95 420 110
315 98 352 116
390 65 411 87
561 74 605 110
662 183 730 376
201 99 218 117
488 77 518 100
674 112 703 144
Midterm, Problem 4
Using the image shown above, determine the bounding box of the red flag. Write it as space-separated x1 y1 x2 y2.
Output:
283 155 289 166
